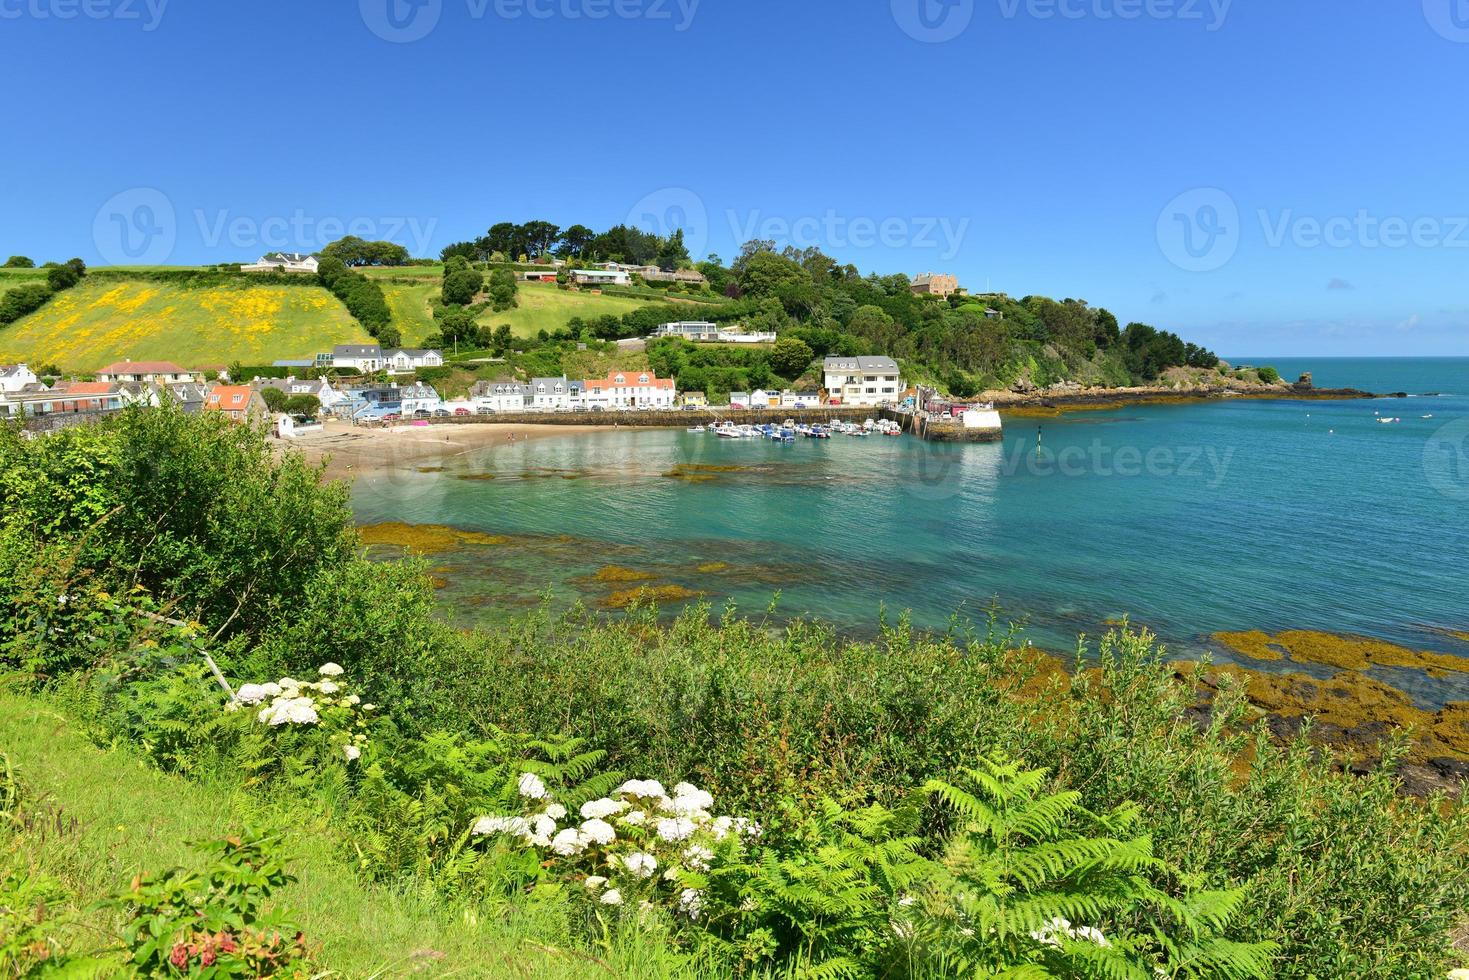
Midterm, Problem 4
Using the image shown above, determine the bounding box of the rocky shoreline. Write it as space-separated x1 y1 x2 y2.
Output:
985 375 1392 416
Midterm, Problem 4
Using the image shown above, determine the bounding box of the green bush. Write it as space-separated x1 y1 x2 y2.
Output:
1256 366 1281 384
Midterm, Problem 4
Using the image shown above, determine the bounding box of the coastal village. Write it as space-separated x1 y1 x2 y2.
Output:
0 316 1005 441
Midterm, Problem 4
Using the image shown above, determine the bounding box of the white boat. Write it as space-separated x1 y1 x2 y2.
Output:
1377 417 1401 424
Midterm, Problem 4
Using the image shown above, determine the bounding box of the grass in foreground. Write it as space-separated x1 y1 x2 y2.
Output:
0 693 693 978
0 278 369 371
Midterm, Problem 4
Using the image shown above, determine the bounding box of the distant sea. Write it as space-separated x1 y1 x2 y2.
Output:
351 357 1469 706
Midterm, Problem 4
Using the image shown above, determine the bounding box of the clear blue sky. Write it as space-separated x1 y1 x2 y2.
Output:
2 0 1466 356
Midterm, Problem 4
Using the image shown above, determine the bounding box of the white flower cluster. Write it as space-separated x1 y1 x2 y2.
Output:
228 663 372 762
470 776 761 917
1031 916 1110 949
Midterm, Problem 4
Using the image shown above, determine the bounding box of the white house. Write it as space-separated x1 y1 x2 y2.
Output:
573 269 631 287
728 392 750 409
823 356 903 407
398 382 442 416
332 344 384 372
651 322 778 344
241 252 320 274
530 377 574 411
748 389 776 409
386 348 443 374
779 390 821 408
0 363 38 393
256 376 342 411
582 370 675 410
471 379 531 413
96 360 198 384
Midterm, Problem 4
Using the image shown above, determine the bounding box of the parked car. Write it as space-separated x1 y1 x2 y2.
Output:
381 412 401 421
454 407 472 416
432 409 451 418
476 407 495 416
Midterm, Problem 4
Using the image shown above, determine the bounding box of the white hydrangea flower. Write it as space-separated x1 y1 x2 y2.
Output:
261 682 282 697
600 889 623 906
318 663 345 677
683 844 714 871
529 814 557 844
517 772 548 800
579 819 616 846
615 779 666 799
733 817 763 838
584 875 608 889
580 798 627 820
343 744 361 762
656 816 696 842
316 680 340 695
624 852 658 878
544 803 567 820
678 888 704 920
672 783 714 811
710 816 734 840
550 828 586 856
620 810 647 826
233 684 272 706
346 694 361 705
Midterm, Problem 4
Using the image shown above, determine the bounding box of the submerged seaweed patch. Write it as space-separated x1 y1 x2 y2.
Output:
577 565 657 585
359 522 510 554
1213 629 1469 674
600 584 702 609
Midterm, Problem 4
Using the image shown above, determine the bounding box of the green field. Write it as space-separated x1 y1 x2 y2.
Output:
0 266 48 299
474 281 661 339
0 278 370 371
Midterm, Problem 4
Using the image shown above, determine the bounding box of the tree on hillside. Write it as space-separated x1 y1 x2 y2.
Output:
0 283 53 324
316 256 348 288
284 393 321 417
558 224 595 258
323 237 410 267
739 251 811 300
442 268 484 306
769 337 815 380
520 220 562 259
260 386 288 412
3 255 33 268
484 223 522 259
488 268 518 312
440 241 479 264
46 259 86 291
656 229 690 271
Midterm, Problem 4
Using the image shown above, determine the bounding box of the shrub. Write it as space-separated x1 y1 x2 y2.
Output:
0 282 54 324
2 255 33 268
1256 366 1281 384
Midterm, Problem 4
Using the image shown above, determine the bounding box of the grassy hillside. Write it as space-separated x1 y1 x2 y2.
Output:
474 281 660 339
0 266 48 299
0 693 689 978
0 277 370 371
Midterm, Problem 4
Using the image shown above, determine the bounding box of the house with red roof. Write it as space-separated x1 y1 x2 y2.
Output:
581 370 676 411
204 385 266 423
96 360 200 384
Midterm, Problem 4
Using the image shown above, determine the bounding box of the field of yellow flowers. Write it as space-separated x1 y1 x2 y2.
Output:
0 278 369 371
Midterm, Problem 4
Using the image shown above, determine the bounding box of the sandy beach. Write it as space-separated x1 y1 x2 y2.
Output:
279 419 619 481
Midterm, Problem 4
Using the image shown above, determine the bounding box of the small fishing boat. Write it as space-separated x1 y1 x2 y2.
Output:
1422 414 1435 419
1377 417 1401 424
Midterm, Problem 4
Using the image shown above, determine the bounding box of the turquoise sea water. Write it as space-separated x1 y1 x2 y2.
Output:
351 357 1469 705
